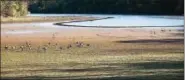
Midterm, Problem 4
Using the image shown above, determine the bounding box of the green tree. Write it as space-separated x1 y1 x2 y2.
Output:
28 0 184 15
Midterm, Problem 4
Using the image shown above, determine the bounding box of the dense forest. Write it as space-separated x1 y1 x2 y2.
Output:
1 0 184 17
29 0 184 15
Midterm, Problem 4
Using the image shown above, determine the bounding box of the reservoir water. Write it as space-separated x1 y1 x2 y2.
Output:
29 14 184 27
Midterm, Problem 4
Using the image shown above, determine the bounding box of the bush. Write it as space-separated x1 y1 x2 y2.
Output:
1 1 28 17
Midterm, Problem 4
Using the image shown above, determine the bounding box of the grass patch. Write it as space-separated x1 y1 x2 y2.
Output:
1 40 184 80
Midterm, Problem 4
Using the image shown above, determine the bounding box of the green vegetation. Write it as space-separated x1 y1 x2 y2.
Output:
1 1 28 17
29 0 184 15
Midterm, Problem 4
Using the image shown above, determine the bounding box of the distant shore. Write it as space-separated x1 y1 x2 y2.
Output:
1 16 99 24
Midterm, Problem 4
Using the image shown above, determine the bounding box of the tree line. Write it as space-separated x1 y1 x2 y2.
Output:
1 0 184 17
29 0 184 15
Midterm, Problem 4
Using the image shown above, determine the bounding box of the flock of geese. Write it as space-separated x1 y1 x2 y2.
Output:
3 30 91 53
3 28 169 53
3 41 91 53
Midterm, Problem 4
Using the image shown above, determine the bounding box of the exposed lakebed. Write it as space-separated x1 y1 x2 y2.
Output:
2 14 184 34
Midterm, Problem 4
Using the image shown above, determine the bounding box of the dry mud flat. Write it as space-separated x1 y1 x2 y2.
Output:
1 17 184 80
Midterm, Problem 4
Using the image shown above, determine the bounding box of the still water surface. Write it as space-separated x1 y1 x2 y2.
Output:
30 14 184 27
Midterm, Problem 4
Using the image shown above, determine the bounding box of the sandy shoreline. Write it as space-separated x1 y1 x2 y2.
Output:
1 23 183 45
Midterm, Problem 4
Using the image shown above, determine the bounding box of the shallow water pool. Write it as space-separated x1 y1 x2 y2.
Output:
30 14 184 27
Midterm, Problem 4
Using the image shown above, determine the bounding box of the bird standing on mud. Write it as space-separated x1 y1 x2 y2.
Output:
11 46 16 51
42 47 47 53
4 45 9 50
86 44 90 47
76 42 84 47
67 44 72 49
161 29 166 32
20 46 24 51
59 46 63 52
